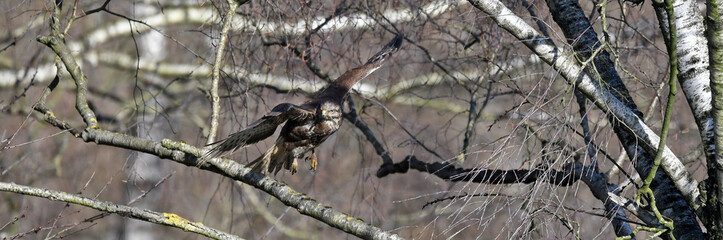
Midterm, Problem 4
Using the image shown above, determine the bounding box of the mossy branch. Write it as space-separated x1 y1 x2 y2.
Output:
0 182 242 240
633 0 678 237
37 3 98 129
708 0 723 232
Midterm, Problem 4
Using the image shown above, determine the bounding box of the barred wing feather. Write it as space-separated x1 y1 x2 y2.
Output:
202 103 313 160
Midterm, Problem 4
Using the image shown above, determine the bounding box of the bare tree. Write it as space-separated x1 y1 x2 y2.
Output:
1 0 722 239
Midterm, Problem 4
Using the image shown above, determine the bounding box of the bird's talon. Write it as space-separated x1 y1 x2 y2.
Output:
291 159 298 174
306 154 318 171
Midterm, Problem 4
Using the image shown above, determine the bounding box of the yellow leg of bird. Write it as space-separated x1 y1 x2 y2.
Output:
306 151 318 171
291 158 298 174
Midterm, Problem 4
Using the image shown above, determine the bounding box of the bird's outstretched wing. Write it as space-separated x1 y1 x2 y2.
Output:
202 103 314 160
366 33 404 65
315 33 404 100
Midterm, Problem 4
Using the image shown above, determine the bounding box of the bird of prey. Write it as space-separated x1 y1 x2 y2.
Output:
203 33 403 175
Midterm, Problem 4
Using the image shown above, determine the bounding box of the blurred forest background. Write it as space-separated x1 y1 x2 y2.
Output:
0 0 716 239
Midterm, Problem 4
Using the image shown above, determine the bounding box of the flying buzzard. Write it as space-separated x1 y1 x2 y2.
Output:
203 34 403 175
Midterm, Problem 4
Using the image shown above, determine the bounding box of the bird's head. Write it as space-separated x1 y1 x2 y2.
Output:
317 102 341 120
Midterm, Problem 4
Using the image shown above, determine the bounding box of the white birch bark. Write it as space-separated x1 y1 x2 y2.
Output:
466 0 701 213
654 0 714 170
708 0 723 232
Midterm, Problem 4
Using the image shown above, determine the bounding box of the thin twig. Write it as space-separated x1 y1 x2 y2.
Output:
207 0 241 144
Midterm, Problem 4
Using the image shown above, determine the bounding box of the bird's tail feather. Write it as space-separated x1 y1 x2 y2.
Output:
247 139 288 175
202 134 244 160
247 154 268 174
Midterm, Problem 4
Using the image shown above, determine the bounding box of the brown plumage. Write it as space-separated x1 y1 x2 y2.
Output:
203 33 403 175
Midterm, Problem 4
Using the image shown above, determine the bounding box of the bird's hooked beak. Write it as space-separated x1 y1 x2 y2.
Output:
321 110 327 116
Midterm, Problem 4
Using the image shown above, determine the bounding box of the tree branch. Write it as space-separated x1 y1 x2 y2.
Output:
0 182 242 240
467 0 702 217
207 0 243 144
707 0 723 232
37 35 98 129
14 121 402 239
377 155 579 185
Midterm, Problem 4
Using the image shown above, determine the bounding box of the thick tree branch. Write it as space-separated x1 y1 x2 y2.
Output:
162 137 403 240
0 182 242 240
709 0 723 233
37 35 98 129
467 0 702 219
22 124 402 239
652 0 713 165
35 2 97 129
378 154 639 236
377 155 579 185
